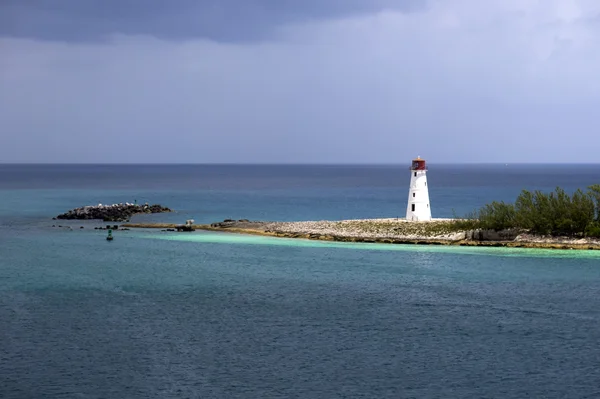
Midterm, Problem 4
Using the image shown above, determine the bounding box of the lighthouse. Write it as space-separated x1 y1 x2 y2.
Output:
406 156 431 221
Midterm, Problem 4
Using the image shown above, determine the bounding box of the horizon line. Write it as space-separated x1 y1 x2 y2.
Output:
1 161 600 166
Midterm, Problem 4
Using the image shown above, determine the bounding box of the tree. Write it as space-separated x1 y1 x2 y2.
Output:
478 201 516 231
588 185 600 223
568 189 595 236
514 190 535 229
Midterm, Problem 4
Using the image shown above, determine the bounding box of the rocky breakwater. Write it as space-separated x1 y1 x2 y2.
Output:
120 218 600 250
56 203 172 222
207 218 467 242
204 218 600 249
260 219 467 242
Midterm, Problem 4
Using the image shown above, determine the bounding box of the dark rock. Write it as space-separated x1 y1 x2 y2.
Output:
466 228 521 242
56 203 172 222
80 226 84 229
176 225 195 232
212 219 238 228
210 219 266 229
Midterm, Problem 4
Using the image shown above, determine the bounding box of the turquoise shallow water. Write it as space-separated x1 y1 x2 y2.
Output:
1 164 600 398
151 229 600 260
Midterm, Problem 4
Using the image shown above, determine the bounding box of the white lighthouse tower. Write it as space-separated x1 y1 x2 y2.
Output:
406 156 431 221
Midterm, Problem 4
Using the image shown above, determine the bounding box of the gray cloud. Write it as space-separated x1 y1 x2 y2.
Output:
0 0 425 43
2 0 600 163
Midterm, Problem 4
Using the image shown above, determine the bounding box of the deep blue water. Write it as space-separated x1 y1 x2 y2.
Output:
1 164 600 398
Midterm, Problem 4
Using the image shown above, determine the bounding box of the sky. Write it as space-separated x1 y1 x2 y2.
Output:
1 0 599 163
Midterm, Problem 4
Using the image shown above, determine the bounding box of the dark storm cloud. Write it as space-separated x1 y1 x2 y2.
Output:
0 0 425 42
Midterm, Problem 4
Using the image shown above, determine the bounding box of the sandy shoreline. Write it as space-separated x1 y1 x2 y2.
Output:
121 218 600 251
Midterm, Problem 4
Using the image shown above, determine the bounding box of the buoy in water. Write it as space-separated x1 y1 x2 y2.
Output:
106 229 114 241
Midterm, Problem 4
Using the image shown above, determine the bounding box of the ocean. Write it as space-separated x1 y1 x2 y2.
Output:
1 164 600 398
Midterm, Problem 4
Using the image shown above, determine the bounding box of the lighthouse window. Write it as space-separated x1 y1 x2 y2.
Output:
411 204 415 212
414 172 417 177
413 193 415 197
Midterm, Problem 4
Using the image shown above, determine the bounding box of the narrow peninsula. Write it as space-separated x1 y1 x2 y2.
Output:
121 218 600 251
119 183 600 251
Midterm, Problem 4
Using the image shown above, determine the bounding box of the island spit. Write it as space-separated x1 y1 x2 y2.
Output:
121 218 600 250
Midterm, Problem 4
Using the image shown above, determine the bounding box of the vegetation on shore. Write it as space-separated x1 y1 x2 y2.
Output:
453 185 600 238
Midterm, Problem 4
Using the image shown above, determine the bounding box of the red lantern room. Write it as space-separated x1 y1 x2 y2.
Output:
410 156 427 171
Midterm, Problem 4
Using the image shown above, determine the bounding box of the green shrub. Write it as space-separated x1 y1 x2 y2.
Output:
585 222 600 238
458 185 600 237
589 185 600 223
451 209 481 230
478 201 516 231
